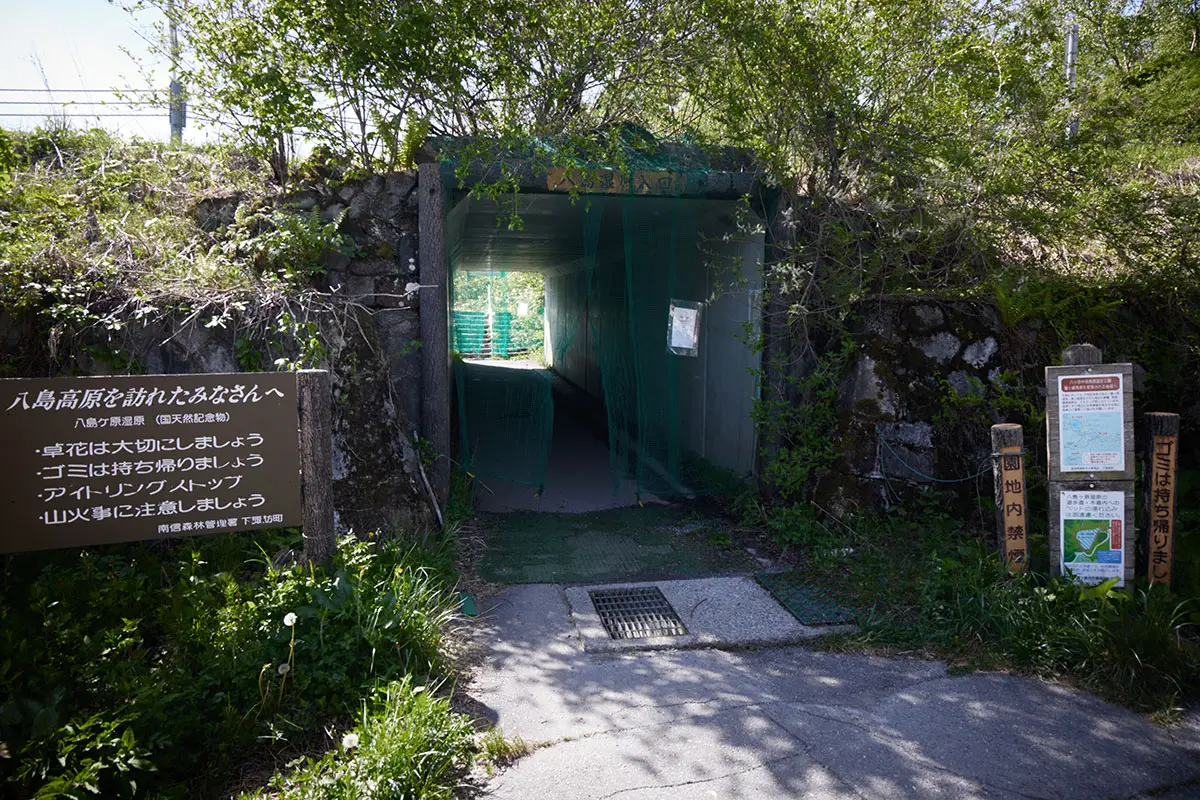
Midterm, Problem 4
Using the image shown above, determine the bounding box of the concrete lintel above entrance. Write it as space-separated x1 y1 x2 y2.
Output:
442 160 764 201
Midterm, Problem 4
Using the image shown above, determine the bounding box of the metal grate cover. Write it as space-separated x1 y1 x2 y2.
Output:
589 587 688 640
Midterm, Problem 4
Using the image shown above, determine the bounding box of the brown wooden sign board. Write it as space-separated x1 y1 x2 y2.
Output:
545 167 684 196
1146 430 1178 588
0 373 302 553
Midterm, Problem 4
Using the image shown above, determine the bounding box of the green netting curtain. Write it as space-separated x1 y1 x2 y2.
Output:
451 174 698 499
451 267 553 489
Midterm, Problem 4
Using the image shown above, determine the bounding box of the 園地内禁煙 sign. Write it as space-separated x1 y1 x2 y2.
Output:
0 373 302 553
1060 490 1125 586
1058 374 1124 473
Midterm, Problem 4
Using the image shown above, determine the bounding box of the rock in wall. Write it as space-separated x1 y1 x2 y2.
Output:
817 299 1032 515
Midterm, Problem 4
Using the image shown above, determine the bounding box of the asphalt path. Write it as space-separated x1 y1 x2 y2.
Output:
465 583 1200 800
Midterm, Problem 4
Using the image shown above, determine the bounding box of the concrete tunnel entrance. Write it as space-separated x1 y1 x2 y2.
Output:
444 187 765 513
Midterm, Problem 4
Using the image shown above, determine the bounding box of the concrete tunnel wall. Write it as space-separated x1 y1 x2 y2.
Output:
544 198 764 478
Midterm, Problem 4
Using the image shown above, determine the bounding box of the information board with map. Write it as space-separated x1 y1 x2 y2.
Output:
1060 490 1126 586
1058 374 1124 472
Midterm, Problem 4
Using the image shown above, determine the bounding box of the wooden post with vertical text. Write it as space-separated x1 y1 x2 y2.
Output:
1142 413 1179 589
992 424 1028 572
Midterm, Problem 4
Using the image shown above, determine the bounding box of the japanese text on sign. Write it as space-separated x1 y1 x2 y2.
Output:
998 452 1028 572
1058 374 1124 472
0 373 302 553
1060 490 1126 587
1148 435 1177 587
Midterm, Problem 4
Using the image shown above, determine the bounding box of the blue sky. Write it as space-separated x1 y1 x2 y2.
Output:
0 0 179 140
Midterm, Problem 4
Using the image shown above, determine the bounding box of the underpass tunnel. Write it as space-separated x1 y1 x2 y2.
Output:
446 189 764 513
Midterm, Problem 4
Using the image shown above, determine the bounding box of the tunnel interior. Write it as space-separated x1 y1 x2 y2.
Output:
447 189 764 513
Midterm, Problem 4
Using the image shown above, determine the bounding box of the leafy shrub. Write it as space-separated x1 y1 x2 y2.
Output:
0 532 464 798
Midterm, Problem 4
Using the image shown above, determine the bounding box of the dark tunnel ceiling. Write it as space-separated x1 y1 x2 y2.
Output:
446 192 758 276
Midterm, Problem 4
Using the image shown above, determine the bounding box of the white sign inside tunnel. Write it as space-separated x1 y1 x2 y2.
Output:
668 300 702 357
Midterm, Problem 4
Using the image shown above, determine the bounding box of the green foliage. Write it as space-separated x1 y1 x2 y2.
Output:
754 502 843 559
214 205 350 284
0 534 465 798
1173 469 1200 601
0 127 332 334
141 0 702 175
756 328 855 502
452 270 546 357
272 312 328 371
13 711 156 799
242 678 475 800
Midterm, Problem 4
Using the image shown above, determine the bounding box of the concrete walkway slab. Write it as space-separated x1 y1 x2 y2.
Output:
466 584 1200 800
565 577 849 652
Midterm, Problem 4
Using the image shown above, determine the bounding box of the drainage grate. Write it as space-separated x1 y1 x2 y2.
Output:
588 587 688 640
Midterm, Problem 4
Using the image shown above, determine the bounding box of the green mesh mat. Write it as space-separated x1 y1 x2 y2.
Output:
478 506 757 585
754 571 859 626
455 361 553 488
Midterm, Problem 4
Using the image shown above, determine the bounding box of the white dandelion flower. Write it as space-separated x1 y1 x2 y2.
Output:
277 663 290 676
342 732 360 750
283 612 297 627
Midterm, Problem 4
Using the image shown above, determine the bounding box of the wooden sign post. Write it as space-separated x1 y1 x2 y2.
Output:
1142 412 1180 589
298 369 335 564
991 424 1028 572
1045 345 1135 587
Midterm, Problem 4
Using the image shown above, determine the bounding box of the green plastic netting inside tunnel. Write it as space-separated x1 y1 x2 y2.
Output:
448 168 764 499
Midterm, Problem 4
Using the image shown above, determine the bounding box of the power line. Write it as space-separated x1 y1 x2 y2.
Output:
0 101 162 106
0 113 164 119
0 88 157 94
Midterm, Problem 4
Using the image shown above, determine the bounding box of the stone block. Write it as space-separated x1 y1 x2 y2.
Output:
962 336 998 369
908 304 945 332
878 421 936 483
917 332 962 364
338 274 376 299
322 249 353 272
947 369 985 398
191 193 243 231
375 277 416 309
349 258 398 277
839 354 898 418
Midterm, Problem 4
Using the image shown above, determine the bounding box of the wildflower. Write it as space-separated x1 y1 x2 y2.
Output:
284 612 297 627
277 663 290 676
342 732 360 750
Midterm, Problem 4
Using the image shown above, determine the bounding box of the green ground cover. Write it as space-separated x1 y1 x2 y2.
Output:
476 505 757 585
